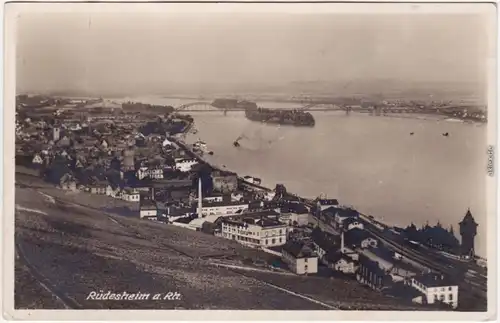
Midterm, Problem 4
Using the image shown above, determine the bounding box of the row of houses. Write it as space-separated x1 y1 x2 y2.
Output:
280 200 460 309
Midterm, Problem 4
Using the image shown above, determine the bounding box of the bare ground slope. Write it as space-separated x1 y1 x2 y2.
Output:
14 174 438 310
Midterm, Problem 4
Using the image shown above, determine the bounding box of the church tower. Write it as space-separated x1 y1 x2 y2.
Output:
53 127 60 142
459 208 478 258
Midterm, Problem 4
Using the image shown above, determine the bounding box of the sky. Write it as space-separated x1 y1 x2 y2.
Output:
15 9 492 96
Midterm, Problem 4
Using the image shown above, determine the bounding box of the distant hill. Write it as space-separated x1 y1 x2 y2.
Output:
17 78 487 104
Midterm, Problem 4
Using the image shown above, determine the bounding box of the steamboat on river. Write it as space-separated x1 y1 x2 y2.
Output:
212 98 315 127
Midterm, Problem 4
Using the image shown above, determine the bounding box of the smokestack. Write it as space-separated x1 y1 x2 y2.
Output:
197 177 203 218
341 231 345 253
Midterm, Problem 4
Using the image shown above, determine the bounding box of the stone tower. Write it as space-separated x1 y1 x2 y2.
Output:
459 208 478 258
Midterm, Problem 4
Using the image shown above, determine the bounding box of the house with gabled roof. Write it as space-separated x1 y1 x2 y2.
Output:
75 159 85 169
59 173 77 191
106 184 121 198
89 181 108 195
310 227 340 261
342 217 364 231
334 208 360 229
323 251 358 274
344 228 378 249
316 198 339 211
120 187 140 202
282 239 318 275
32 153 43 165
140 199 158 219
319 206 342 225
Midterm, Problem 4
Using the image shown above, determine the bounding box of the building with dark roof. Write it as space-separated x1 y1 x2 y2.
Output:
310 227 340 260
334 208 360 229
344 228 378 249
200 200 249 217
140 199 158 219
410 273 459 309
316 198 339 211
279 201 310 227
319 206 342 225
220 211 288 248
282 240 318 275
342 217 364 231
323 251 358 274
356 254 393 291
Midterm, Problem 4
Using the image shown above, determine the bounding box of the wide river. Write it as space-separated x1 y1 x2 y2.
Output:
119 97 489 258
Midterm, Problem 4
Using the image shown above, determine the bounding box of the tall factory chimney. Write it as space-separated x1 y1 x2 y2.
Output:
197 177 203 218
340 231 345 253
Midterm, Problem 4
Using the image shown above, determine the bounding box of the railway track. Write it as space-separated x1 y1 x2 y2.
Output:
360 224 487 300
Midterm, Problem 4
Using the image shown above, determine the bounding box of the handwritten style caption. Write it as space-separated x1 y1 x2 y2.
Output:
86 290 182 301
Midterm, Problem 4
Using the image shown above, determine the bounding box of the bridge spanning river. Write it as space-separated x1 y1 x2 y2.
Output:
175 101 446 115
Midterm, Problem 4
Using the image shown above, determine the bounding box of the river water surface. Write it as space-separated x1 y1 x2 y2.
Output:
119 97 489 258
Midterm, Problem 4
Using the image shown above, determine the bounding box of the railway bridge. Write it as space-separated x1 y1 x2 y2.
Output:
174 101 436 115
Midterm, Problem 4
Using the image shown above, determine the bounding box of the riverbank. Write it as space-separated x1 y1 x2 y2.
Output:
174 117 486 264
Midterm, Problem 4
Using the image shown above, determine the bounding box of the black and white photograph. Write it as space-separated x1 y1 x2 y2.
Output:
3 2 496 320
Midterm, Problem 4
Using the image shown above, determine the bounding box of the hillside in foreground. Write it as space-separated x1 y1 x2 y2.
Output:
14 175 439 310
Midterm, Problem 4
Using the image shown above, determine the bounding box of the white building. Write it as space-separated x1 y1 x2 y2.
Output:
264 191 276 201
324 252 358 274
344 228 378 250
279 212 309 227
140 202 158 219
188 214 222 231
105 185 121 198
410 273 459 309
316 198 339 211
343 217 365 231
32 154 43 165
121 188 140 202
175 158 199 172
231 192 244 202
220 211 288 248
282 240 318 275
243 176 262 185
200 200 249 217
334 208 360 229
194 178 247 218
203 195 224 203
162 138 174 147
137 167 164 180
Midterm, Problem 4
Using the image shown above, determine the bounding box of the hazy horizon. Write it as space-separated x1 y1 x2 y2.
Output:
15 9 492 98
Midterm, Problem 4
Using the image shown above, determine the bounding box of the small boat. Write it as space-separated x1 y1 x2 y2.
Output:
410 132 414 136
233 141 240 147
193 139 208 152
207 151 214 155
442 132 449 137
